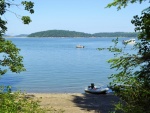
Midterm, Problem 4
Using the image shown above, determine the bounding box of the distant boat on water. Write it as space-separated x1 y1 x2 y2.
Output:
122 39 136 44
76 45 85 48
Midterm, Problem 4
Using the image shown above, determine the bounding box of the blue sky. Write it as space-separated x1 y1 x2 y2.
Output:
4 0 149 35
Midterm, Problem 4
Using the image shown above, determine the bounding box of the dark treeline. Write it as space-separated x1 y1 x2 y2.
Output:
28 30 92 37
28 30 138 37
93 32 138 37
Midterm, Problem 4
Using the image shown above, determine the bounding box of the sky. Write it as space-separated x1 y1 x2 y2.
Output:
3 0 149 35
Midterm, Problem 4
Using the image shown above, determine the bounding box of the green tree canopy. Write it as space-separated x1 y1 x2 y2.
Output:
104 0 150 112
106 0 148 10
0 0 34 75
0 1 50 113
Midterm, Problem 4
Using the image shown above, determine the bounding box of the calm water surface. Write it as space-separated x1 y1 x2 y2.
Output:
0 37 134 93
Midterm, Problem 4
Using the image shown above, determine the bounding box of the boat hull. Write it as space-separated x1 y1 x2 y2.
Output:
85 89 107 94
122 39 135 44
76 45 84 48
84 87 109 94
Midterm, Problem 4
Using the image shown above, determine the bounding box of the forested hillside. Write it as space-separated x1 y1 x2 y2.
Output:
28 30 92 37
28 30 138 37
93 32 138 37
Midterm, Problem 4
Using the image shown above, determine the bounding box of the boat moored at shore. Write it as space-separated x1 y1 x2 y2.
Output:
84 83 109 94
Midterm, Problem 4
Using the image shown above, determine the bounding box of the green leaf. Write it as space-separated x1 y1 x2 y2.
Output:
21 16 32 24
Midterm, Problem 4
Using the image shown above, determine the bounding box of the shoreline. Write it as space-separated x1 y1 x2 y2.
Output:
26 92 119 113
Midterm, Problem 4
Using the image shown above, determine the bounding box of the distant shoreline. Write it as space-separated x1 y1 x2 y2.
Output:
5 30 138 38
4 36 137 38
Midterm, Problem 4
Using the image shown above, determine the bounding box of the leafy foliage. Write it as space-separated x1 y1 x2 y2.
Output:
132 11 150 40
22 1 34 14
0 0 34 75
106 0 147 10
0 37 26 75
104 2 150 113
21 16 32 24
0 86 47 113
0 1 50 113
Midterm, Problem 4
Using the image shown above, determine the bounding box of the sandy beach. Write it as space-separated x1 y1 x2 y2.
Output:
27 93 119 113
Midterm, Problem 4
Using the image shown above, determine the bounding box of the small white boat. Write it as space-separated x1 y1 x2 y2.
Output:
76 45 84 48
84 83 109 94
122 39 135 44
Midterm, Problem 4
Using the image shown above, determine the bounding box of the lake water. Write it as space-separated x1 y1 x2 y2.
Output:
0 37 134 93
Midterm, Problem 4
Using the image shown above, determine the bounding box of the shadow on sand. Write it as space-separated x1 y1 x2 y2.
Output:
72 93 119 113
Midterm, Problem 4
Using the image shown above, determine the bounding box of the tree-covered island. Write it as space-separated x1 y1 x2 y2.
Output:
27 30 138 37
